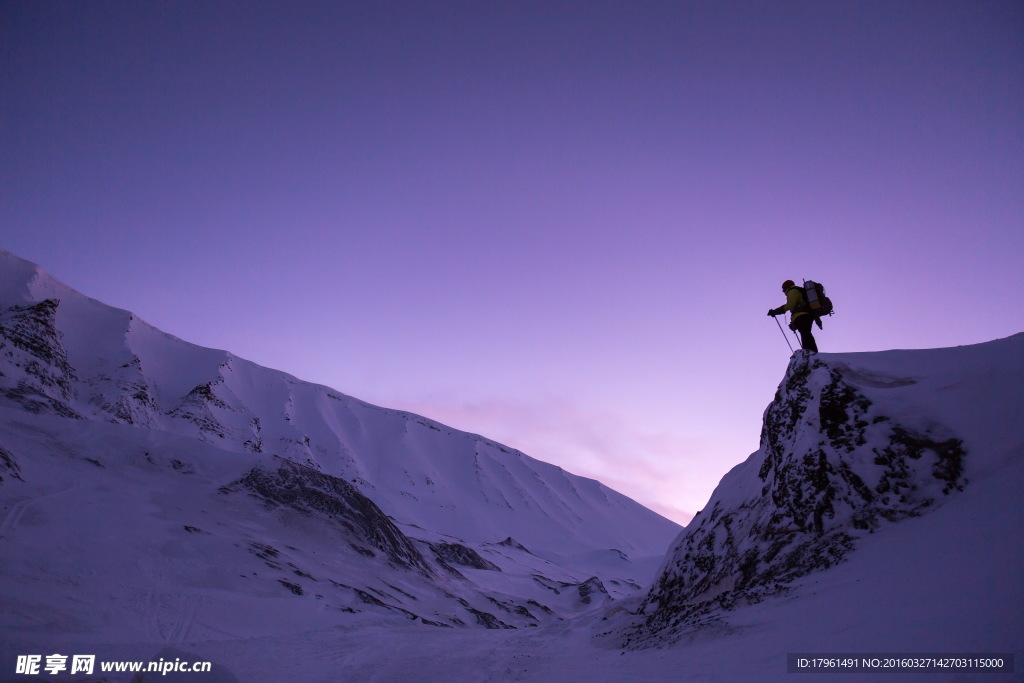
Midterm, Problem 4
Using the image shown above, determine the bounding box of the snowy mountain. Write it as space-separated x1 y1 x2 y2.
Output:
615 334 1024 661
184 331 1017 681
1 246 1021 681
633 348 972 641
0 248 679 666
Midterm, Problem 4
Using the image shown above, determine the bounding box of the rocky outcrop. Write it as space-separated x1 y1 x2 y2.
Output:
224 458 431 572
0 299 79 418
495 536 532 554
86 355 159 427
0 446 23 485
577 576 610 605
168 379 234 440
633 350 967 644
430 541 501 572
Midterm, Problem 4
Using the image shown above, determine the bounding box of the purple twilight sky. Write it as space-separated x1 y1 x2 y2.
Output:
3 1 1022 523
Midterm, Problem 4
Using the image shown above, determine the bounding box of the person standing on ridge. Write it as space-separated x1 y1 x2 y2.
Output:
768 280 818 352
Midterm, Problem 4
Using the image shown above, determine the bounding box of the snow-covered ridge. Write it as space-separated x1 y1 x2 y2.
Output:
0 248 678 560
0 247 680 642
626 334 1024 646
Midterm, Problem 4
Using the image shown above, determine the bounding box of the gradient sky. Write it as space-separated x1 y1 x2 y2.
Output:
3 1 1022 523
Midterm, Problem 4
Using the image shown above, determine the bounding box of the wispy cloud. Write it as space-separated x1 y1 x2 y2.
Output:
389 392 734 526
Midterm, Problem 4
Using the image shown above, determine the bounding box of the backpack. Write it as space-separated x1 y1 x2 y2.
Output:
802 280 833 318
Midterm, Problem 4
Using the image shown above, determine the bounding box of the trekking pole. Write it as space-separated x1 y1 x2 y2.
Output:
774 316 794 352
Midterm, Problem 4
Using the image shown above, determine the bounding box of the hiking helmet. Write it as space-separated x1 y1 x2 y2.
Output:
781 280 795 290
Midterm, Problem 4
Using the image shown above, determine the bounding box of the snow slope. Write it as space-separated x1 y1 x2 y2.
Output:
0 247 680 678
285 336 1021 683
1 245 1021 682
642 338 1022 621
620 335 1024 676
226 445 1020 682
0 248 678 563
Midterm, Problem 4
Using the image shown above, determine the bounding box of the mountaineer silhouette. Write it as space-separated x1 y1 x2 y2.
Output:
768 279 822 352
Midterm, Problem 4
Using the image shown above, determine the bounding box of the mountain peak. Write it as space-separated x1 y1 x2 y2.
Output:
628 337 1022 646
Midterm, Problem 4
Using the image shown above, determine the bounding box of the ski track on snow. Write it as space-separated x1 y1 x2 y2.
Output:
145 591 203 645
0 498 31 539
0 482 80 540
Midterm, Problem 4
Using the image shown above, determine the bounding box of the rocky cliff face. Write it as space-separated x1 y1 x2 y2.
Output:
630 350 968 645
0 299 79 418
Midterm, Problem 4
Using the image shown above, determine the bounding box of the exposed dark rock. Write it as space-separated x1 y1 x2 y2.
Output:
384 582 418 601
577 576 610 604
244 417 263 453
430 541 501 571
349 544 375 558
2 382 81 418
170 459 195 474
0 300 74 391
531 575 563 594
486 596 537 621
167 380 232 439
527 599 555 616
328 582 446 625
0 446 24 484
0 299 79 417
466 608 514 629
634 351 969 645
249 542 283 569
86 355 158 427
495 536 532 554
227 458 431 572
